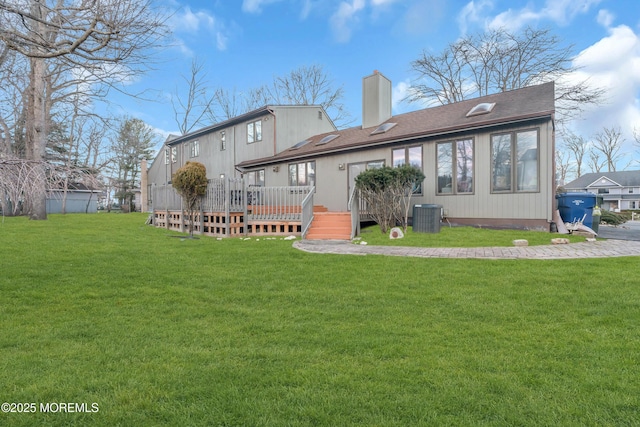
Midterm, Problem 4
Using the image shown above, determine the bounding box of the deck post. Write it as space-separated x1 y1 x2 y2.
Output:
224 177 230 237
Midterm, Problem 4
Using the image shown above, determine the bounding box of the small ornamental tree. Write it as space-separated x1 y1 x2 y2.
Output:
172 161 208 237
355 165 425 233
394 165 426 231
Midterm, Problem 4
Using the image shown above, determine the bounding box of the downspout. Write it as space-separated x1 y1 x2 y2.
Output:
268 108 277 156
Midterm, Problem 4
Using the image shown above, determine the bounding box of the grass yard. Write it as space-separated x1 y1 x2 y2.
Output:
357 224 588 247
0 213 638 426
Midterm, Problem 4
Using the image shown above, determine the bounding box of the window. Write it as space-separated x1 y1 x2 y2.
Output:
367 160 385 169
190 140 199 157
437 139 473 194
247 120 262 143
164 148 170 165
220 131 226 151
392 145 422 168
392 145 423 193
171 147 177 164
289 161 316 187
491 129 539 193
245 170 265 187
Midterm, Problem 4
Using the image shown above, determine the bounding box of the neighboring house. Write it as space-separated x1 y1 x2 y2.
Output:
238 72 556 231
46 183 100 214
564 171 640 212
146 71 557 236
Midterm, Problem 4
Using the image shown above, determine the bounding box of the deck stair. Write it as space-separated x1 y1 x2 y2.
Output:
305 211 352 240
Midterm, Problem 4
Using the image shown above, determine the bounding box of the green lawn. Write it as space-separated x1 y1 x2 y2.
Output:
0 214 638 426
357 223 588 247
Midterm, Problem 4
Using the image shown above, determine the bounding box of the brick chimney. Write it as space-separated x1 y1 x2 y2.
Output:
362 70 392 129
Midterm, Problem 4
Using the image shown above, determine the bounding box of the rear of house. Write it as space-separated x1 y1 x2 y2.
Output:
238 72 557 231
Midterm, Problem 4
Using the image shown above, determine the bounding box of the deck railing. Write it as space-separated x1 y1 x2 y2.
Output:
151 179 314 236
152 184 182 211
300 189 315 238
246 186 313 222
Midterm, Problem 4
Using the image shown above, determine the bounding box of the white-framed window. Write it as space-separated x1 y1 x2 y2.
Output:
171 147 177 163
220 131 226 151
289 161 315 187
491 129 539 193
437 139 474 194
247 120 262 144
190 140 199 158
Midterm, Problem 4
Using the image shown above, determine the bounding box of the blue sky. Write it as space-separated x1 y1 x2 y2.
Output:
117 0 640 167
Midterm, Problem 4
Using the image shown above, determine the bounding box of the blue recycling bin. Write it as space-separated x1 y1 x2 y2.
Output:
556 192 597 228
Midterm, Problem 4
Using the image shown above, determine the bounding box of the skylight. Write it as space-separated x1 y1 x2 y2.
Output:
370 122 397 135
466 102 496 117
290 139 310 150
316 134 339 145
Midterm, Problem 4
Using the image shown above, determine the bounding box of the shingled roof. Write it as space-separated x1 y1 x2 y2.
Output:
237 81 555 168
565 170 640 189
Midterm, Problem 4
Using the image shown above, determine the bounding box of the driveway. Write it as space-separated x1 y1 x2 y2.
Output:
596 220 640 241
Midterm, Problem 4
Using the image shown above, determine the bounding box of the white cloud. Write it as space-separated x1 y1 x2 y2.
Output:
371 0 399 6
171 7 216 33
300 0 313 20
170 7 231 52
564 24 640 165
467 0 602 33
330 0 366 43
596 9 614 28
242 0 283 14
457 0 493 35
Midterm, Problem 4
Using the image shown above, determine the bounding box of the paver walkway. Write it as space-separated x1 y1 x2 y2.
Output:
293 239 640 259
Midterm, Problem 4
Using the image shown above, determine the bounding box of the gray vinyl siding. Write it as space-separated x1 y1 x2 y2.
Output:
267 119 554 222
146 105 335 187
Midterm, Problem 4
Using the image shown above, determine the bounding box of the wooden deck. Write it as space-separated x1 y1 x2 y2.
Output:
153 205 331 238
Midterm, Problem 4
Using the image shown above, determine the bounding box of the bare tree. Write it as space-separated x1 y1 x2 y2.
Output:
588 151 605 174
211 65 352 128
171 58 218 134
563 131 589 178
592 126 624 172
634 127 640 166
555 150 571 187
408 26 604 126
266 64 352 128
0 0 169 219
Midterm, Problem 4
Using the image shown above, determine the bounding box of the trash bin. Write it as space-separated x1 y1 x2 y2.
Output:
556 192 597 229
412 204 442 233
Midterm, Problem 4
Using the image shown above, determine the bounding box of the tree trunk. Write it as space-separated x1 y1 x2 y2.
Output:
25 55 47 220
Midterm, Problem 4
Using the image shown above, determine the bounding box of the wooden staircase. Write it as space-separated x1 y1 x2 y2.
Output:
305 211 352 240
